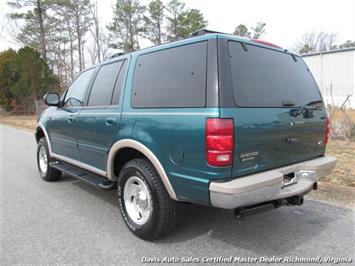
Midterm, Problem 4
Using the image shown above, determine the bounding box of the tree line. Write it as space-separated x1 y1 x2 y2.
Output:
6 0 207 86
2 0 355 113
295 31 355 54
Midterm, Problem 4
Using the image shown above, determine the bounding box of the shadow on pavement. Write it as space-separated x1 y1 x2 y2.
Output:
159 200 350 255
62 175 351 256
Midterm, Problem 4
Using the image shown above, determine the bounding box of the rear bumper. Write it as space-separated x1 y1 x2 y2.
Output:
209 156 337 209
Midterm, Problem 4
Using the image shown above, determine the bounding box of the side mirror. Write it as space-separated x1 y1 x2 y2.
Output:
44 93 60 106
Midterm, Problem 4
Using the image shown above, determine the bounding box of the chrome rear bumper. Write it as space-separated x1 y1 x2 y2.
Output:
209 156 337 209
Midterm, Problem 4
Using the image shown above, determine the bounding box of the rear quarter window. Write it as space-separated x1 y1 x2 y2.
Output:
228 41 321 107
132 42 207 108
88 60 124 106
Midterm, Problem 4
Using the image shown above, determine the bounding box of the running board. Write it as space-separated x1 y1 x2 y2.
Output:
50 161 116 191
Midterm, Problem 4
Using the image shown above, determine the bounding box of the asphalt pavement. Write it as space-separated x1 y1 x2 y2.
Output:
1 124 354 265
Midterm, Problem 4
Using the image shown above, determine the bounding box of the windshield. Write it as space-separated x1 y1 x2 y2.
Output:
228 41 322 107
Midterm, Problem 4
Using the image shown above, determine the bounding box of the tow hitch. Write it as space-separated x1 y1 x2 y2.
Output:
234 196 304 220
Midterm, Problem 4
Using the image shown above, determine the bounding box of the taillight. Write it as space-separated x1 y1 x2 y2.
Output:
325 115 330 145
206 118 234 167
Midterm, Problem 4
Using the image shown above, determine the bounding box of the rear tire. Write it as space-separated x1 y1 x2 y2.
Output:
117 158 177 240
37 137 61 181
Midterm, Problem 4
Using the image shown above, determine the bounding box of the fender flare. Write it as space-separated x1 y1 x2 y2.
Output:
107 139 177 200
37 122 53 154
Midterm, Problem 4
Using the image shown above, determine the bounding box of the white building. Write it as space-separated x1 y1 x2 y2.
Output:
302 48 355 108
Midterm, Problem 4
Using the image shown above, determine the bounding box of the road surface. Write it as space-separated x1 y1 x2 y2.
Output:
1 125 354 265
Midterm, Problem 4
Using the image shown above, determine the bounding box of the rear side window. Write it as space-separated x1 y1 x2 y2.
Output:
228 41 321 107
132 42 207 108
88 60 124 106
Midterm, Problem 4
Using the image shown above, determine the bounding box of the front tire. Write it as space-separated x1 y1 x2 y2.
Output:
37 137 61 181
117 158 177 240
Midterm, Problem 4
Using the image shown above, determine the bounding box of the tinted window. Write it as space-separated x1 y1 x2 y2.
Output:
228 41 321 107
112 61 127 105
132 42 207 108
88 61 124 106
65 68 95 106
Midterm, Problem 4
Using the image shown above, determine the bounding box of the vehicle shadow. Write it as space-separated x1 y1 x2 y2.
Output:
62 175 350 256
157 200 350 255
67 174 118 206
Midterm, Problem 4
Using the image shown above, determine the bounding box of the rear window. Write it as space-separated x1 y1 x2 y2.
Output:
132 42 207 108
228 41 321 107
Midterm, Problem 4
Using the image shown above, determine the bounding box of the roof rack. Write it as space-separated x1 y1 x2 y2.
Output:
108 52 125 59
189 29 283 50
189 29 226 37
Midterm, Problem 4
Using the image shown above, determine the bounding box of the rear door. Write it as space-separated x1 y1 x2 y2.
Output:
76 58 128 171
220 40 327 178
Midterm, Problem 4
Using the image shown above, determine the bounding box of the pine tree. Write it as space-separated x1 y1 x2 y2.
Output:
11 47 59 100
143 0 165 45
166 0 207 41
0 49 17 110
7 0 55 62
107 0 145 52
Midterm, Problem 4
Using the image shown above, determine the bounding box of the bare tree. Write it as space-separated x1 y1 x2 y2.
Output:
66 0 93 71
296 31 337 54
88 0 109 63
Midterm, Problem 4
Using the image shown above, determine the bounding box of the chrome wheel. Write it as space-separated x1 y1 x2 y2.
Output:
123 176 152 225
38 145 48 174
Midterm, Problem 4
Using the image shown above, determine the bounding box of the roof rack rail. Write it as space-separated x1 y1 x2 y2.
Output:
108 52 125 59
189 29 226 37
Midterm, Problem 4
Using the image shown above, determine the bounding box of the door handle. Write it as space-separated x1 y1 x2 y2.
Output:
105 117 116 126
68 116 75 123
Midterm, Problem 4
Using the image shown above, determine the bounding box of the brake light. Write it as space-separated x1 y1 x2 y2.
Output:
251 39 282 49
325 116 330 145
206 118 234 167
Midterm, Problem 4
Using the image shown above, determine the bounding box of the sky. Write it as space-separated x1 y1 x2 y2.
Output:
1 0 355 52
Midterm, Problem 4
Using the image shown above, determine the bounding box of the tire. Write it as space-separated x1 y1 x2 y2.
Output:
37 137 61 181
117 158 177 240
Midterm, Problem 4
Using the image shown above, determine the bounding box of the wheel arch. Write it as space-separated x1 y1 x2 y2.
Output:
36 122 52 154
107 139 177 200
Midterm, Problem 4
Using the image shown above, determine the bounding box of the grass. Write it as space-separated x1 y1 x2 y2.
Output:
326 140 355 187
0 114 37 131
330 107 355 123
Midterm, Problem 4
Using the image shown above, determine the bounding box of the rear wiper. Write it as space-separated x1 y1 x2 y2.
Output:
303 100 323 107
291 100 323 117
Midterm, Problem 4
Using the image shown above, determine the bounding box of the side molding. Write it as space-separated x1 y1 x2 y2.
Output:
51 152 107 177
107 139 177 200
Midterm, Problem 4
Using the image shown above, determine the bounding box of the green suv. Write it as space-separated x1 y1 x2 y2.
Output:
35 30 337 240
